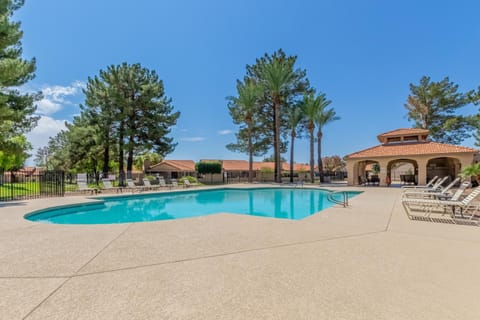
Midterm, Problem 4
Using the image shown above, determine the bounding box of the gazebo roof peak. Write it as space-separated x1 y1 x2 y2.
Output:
377 128 430 143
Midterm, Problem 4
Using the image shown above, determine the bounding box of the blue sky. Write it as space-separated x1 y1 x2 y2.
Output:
17 0 480 164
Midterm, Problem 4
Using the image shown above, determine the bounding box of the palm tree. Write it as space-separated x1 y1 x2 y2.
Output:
287 106 304 183
315 94 338 183
300 93 320 183
259 58 296 183
228 79 262 183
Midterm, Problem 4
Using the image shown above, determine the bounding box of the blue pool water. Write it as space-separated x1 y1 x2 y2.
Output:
25 188 361 224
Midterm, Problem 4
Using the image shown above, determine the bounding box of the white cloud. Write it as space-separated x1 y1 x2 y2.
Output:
26 116 68 150
36 99 62 115
217 129 233 135
35 81 85 116
180 137 206 142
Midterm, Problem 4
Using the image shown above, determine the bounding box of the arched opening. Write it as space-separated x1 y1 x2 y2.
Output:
426 157 461 184
387 159 418 186
354 160 380 185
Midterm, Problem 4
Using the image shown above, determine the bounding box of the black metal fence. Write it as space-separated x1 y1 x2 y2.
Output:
0 169 65 201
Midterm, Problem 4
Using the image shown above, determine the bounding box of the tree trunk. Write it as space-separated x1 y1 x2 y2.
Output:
309 125 315 183
127 151 133 179
273 101 281 183
248 121 253 183
317 129 323 183
102 130 110 177
118 121 125 187
126 134 134 179
289 130 295 183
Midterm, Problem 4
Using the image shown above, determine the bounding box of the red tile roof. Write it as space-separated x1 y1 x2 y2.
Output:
345 142 477 159
222 161 310 172
151 160 196 171
222 160 249 171
378 128 429 138
253 162 275 171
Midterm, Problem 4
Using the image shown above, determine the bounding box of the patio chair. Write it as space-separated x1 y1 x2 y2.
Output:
142 178 162 191
401 176 447 192
77 173 88 182
182 178 199 188
439 181 471 201
158 176 174 188
170 179 179 189
77 180 98 194
358 175 369 186
401 176 438 190
403 177 461 199
402 185 480 224
101 179 123 193
126 178 146 192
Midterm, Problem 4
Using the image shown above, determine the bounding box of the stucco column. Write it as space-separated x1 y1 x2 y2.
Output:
416 159 428 185
377 160 389 187
346 161 356 186
460 158 473 177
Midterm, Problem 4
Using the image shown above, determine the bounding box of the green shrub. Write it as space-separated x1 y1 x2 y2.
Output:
196 162 222 174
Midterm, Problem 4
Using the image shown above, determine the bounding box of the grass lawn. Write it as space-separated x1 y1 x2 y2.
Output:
0 182 40 196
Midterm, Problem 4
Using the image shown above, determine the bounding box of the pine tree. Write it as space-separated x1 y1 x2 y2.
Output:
405 76 472 144
0 0 40 168
82 63 180 185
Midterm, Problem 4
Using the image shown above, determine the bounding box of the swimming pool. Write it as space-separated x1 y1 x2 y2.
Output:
25 188 361 224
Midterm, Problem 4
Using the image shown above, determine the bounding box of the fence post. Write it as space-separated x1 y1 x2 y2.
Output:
10 171 14 201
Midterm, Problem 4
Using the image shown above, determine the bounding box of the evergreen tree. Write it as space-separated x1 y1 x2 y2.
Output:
0 0 40 167
405 76 472 144
82 63 180 185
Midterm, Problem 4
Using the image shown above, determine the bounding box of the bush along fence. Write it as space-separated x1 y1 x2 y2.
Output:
0 169 65 201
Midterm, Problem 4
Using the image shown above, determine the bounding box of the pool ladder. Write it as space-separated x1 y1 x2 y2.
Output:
327 191 349 208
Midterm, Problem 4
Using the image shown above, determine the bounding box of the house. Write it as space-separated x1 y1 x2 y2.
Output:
145 160 196 179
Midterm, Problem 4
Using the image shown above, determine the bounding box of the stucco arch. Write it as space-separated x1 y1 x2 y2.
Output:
425 157 462 184
387 159 418 185
350 160 381 185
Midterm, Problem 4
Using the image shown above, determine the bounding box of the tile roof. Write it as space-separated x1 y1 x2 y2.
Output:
150 160 196 171
222 161 311 172
345 142 477 159
222 160 249 171
378 128 430 138
253 162 275 171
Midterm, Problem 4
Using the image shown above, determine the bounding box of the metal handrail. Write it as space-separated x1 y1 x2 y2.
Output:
327 191 349 207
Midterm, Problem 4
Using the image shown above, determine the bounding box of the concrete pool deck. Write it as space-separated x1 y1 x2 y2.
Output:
1 185 480 319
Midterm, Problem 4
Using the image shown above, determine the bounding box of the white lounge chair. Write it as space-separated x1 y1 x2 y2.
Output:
158 177 169 189
402 186 480 224
102 179 122 193
444 181 471 201
77 180 98 194
401 176 448 193
403 177 461 199
182 179 199 188
142 178 161 191
126 178 146 192
401 176 438 190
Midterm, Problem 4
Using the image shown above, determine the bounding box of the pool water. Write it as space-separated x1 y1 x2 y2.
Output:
25 188 361 224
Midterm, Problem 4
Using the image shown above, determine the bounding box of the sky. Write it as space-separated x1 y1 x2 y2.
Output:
15 0 480 164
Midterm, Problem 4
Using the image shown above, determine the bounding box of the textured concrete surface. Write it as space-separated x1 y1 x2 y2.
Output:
1 185 480 319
